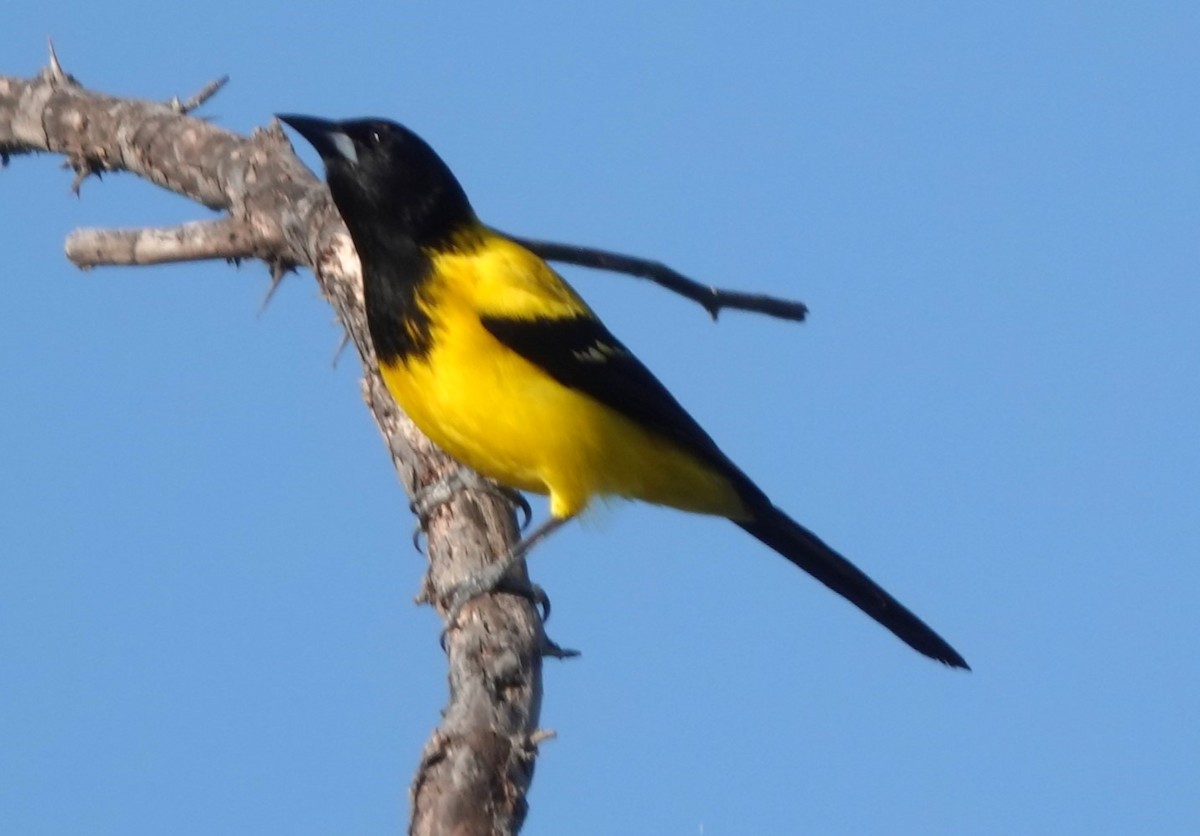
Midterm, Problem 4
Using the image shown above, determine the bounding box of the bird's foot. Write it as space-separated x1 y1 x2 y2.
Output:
409 468 532 553
437 516 579 656
439 574 580 658
440 549 540 628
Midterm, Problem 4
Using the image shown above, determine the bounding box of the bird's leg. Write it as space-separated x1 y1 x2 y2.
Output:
412 470 567 646
410 466 533 528
409 467 533 554
442 515 571 630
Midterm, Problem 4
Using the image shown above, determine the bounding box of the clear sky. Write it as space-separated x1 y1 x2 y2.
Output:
2 3 1197 834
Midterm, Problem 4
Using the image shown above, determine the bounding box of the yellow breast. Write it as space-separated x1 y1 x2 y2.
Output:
378 234 747 521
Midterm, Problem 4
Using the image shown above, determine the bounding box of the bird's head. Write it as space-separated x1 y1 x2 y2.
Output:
277 114 474 248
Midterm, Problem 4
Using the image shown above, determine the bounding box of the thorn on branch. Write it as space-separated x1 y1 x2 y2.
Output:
66 155 104 195
541 636 581 660
44 37 79 88
258 257 295 315
169 74 230 114
331 332 351 368
255 119 292 150
47 37 66 82
270 257 294 284
414 570 434 605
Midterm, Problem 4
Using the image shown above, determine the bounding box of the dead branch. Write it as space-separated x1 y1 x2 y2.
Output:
66 217 263 266
512 235 809 322
2 49 545 836
1 42 811 835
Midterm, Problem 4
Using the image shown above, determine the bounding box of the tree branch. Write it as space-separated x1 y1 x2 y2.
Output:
2 45 810 835
66 217 263 267
511 235 809 322
3 52 547 836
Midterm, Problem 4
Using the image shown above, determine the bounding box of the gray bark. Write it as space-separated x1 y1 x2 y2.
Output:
2 51 549 836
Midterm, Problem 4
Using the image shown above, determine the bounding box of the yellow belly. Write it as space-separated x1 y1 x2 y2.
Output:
378 306 745 521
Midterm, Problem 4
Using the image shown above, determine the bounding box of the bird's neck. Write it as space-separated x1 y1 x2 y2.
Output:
350 233 431 365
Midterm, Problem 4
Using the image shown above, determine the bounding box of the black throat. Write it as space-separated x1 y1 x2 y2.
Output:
355 233 435 365
326 167 475 365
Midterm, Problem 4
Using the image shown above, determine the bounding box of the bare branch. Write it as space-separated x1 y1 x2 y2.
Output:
65 217 261 267
3 60 548 836
512 235 810 323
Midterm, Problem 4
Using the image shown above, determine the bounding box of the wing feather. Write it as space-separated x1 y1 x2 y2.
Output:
480 314 764 506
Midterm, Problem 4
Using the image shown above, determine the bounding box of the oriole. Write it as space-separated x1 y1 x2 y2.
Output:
279 114 967 669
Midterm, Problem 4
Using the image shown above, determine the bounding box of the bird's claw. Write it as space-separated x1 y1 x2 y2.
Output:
438 576 554 651
409 468 533 532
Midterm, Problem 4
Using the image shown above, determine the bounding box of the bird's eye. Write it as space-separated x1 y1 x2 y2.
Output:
368 130 382 146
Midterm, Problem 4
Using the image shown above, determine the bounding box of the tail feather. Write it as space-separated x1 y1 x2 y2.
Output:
737 504 968 669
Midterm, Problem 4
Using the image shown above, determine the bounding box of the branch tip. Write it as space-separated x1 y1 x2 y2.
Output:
331 332 352 368
69 160 101 195
542 637 582 659
512 235 810 324
46 37 64 80
257 261 291 315
527 729 558 747
171 74 230 114
45 37 76 87
272 257 294 282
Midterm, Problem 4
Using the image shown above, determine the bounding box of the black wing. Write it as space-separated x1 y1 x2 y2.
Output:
483 315 969 667
481 314 764 505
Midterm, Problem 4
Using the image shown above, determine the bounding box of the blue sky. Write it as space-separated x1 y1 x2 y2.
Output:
2 3 1197 834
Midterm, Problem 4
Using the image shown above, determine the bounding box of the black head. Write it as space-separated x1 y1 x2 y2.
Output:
277 114 475 249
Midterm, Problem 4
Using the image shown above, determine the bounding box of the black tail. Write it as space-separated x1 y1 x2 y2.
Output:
737 504 969 669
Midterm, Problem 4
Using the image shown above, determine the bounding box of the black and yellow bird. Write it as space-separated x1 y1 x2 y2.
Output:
278 114 968 669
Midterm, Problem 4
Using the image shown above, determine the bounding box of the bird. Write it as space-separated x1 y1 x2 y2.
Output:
278 113 968 669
